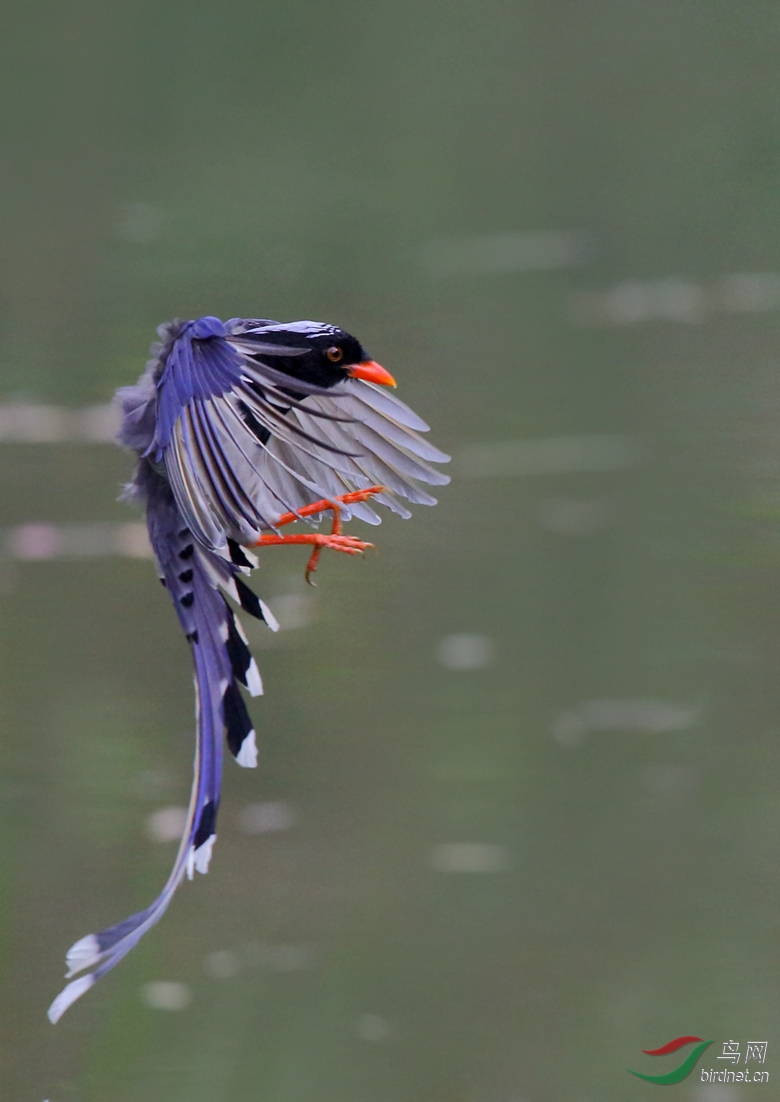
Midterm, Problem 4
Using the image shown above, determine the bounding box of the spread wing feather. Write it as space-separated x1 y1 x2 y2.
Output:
163 351 450 552
49 320 449 1022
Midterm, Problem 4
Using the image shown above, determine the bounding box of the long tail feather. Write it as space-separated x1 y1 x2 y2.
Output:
51 314 449 1021
48 462 273 1022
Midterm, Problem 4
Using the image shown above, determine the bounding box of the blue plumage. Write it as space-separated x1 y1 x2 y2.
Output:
147 318 244 457
48 316 449 1022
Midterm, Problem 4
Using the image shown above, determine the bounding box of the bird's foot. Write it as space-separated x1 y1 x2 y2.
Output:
251 531 374 585
303 532 374 584
250 487 383 583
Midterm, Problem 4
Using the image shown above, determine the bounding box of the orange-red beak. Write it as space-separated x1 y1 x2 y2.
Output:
348 360 397 387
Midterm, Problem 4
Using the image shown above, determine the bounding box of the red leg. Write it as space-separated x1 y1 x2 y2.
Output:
271 486 385 530
249 487 384 585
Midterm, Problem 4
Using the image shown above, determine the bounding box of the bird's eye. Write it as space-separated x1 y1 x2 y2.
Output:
326 346 344 363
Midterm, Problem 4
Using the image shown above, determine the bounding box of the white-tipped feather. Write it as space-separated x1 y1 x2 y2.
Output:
239 545 259 569
65 934 101 978
164 357 450 559
236 730 258 768
222 576 240 602
245 659 263 696
187 834 217 880
48 318 449 1024
232 615 250 643
47 975 95 1024
195 547 242 603
259 600 280 632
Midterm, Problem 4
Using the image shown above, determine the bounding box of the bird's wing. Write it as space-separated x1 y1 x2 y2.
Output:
161 340 451 550
49 324 450 1021
47 465 276 1023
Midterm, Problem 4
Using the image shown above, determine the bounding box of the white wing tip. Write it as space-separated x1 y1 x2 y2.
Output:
221 577 240 602
260 600 280 633
48 974 95 1023
187 834 217 878
245 660 263 697
236 730 258 768
65 933 101 978
241 546 259 569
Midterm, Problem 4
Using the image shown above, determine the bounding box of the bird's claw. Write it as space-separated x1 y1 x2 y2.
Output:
253 487 383 584
305 534 374 585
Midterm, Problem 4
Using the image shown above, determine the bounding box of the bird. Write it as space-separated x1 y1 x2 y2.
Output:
47 315 450 1022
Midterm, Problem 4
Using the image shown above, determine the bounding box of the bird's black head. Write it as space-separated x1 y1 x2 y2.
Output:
228 320 396 390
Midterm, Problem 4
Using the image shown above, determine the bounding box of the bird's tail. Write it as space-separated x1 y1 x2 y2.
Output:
48 466 275 1023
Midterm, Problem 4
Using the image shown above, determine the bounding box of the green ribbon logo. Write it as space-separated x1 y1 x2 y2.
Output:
627 1036 714 1084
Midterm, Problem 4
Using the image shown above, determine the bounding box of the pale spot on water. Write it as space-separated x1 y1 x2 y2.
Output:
355 1013 391 1041
140 981 192 1011
436 633 494 670
237 800 296 834
690 1086 742 1102
271 592 314 630
146 806 188 843
204 950 240 979
430 843 509 873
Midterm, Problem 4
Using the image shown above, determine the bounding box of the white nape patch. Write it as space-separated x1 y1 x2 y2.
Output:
218 619 230 642
236 730 258 768
187 834 217 878
47 974 95 1023
259 600 280 632
218 678 229 694
245 659 263 697
65 934 100 978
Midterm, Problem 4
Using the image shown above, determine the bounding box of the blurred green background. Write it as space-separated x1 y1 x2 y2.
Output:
1 2 779 1100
